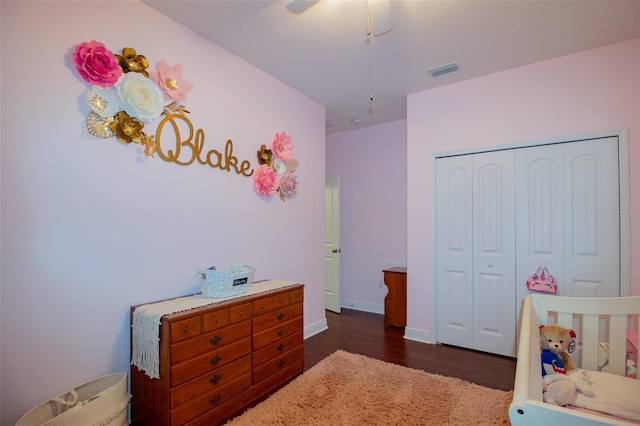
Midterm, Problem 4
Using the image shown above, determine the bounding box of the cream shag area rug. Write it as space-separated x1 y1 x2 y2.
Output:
226 350 513 425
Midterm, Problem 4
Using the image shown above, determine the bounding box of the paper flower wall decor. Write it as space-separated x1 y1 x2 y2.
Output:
254 132 299 202
72 40 193 157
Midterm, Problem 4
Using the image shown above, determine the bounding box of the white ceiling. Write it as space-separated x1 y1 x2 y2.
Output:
144 0 640 134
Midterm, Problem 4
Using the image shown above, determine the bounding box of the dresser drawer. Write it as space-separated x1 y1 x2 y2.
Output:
253 344 304 384
253 303 303 334
253 317 303 350
171 355 251 408
252 296 273 316
289 287 304 305
170 316 202 344
171 372 252 426
253 331 303 367
271 292 290 310
171 337 251 386
171 321 251 364
203 308 230 332
230 303 252 323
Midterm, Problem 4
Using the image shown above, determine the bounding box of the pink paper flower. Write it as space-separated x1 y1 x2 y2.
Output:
279 172 299 198
254 164 279 196
151 59 193 102
72 40 122 87
272 132 294 161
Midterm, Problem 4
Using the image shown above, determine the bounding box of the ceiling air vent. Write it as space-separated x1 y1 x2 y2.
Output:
428 62 459 77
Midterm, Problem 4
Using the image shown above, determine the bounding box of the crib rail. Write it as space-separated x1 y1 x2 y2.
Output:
531 294 639 376
509 294 640 426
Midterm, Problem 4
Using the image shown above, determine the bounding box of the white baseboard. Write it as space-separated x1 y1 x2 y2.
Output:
340 299 384 315
304 317 328 339
404 326 435 344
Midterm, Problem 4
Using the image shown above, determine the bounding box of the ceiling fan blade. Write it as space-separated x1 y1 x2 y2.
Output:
286 0 321 14
369 0 393 36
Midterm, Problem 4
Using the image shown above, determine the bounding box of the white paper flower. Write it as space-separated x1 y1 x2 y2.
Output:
86 85 121 118
272 158 287 175
116 72 165 123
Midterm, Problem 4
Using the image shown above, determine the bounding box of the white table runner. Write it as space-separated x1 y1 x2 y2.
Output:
131 280 298 379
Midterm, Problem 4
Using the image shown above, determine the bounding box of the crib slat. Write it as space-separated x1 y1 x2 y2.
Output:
607 315 627 376
581 314 599 371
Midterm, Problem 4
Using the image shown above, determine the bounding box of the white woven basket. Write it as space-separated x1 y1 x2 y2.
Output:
197 263 255 298
16 372 130 426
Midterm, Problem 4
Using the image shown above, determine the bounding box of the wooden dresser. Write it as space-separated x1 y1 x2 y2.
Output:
382 267 407 327
130 284 304 426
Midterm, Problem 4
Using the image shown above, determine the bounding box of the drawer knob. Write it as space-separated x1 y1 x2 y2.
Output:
210 335 223 345
277 360 286 368
183 327 189 333
210 355 222 365
239 311 245 316
214 318 220 323
277 327 285 336
261 304 266 310
277 313 285 320
209 394 222 405
210 373 222 384
277 343 285 351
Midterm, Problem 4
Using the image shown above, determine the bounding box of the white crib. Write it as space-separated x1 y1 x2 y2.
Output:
509 294 640 425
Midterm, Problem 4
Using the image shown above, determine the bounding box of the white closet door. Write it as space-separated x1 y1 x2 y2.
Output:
435 155 474 350
472 151 516 356
515 144 565 323
515 138 619 303
564 137 620 297
435 152 516 356
436 136 620 357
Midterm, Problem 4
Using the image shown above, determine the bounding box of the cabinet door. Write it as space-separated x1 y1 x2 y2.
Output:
435 155 474 350
472 150 516 357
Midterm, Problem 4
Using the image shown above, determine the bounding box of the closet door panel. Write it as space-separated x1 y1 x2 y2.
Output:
564 137 620 297
515 144 565 327
472 151 516 357
435 155 474 350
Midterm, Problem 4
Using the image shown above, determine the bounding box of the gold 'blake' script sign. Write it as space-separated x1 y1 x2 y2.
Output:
155 113 254 177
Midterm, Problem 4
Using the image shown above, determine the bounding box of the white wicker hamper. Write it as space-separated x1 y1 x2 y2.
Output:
197 263 255 298
15 372 130 426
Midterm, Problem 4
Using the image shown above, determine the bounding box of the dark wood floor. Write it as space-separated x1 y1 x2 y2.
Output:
304 308 516 392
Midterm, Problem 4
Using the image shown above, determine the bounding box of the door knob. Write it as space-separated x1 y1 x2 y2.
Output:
332 248 342 253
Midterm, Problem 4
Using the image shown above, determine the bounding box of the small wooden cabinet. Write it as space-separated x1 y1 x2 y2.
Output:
130 284 304 426
382 267 407 327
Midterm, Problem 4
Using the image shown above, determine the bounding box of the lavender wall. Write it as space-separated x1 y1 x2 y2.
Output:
326 120 407 313
0 1 326 423
406 39 640 341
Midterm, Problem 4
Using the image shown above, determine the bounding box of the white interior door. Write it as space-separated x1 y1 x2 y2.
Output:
436 151 516 356
472 151 516 356
563 137 620 297
325 177 341 313
515 138 620 318
436 136 621 357
515 143 566 324
435 155 474 349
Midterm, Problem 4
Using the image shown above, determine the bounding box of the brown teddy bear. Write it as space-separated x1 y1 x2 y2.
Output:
540 324 576 372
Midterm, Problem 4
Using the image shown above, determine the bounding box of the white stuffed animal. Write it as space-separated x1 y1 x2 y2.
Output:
568 369 595 398
543 369 595 406
543 373 576 406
